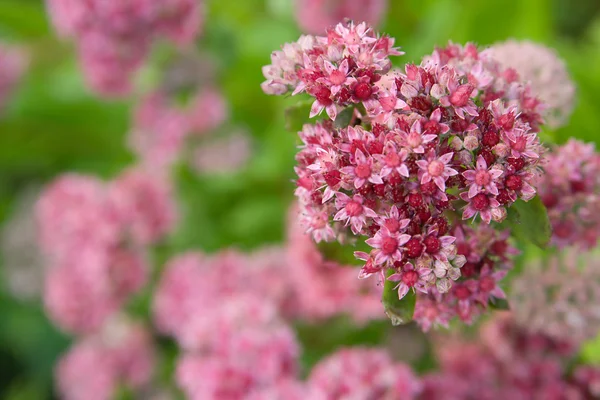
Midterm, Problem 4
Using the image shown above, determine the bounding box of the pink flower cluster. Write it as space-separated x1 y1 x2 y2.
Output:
261 21 403 118
56 317 155 400
308 347 422 399
421 313 590 400
286 205 383 323
175 296 300 400
154 250 300 399
537 139 600 249
487 39 576 129
46 0 203 96
413 224 518 330
129 87 228 171
511 247 600 345
263 23 543 305
0 42 26 112
37 169 177 334
154 242 398 399
294 0 387 35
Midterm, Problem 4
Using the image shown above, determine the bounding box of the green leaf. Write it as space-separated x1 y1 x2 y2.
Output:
506 197 552 249
334 107 355 128
295 317 390 376
284 100 320 132
316 240 370 267
381 270 416 325
488 296 510 310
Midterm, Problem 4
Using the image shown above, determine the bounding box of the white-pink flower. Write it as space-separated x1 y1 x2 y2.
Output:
333 193 377 234
366 227 410 266
462 155 503 198
341 149 383 189
416 151 458 192
387 262 431 299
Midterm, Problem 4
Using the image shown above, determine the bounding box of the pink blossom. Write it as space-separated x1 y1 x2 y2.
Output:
265 29 544 327
398 120 437 154
387 262 431 299
416 151 458 192
461 191 503 224
421 314 578 399
511 247 600 345
129 92 190 169
294 0 388 35
175 297 299 399
0 42 26 112
287 205 383 323
486 40 575 129
366 227 410 266
439 80 479 119
537 139 600 249
262 21 403 119
108 168 178 245
462 155 503 198
46 0 203 96
56 318 154 400
129 87 228 171
333 193 377 234
308 347 422 399
187 87 229 133
377 143 410 178
56 337 118 400
413 296 453 331
340 149 383 188
246 380 312 400
36 175 121 263
152 252 214 336
44 259 118 334
414 224 517 330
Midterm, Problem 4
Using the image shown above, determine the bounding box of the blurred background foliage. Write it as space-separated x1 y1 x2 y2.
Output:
1 0 600 398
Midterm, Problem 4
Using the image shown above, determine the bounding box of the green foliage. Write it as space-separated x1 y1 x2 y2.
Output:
295 317 390 375
489 296 511 310
506 197 552 249
317 239 370 267
381 270 417 325
284 99 323 132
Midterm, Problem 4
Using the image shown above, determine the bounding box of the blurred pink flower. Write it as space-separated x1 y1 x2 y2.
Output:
56 317 154 400
187 87 229 133
175 294 299 400
193 131 252 175
153 248 298 341
286 205 384 323
108 168 178 245
422 313 578 399
486 39 576 129
129 88 229 171
46 0 203 96
308 347 422 399
44 258 119 334
152 252 206 336
0 42 26 112
56 337 117 400
294 0 388 35
38 171 174 333
511 247 600 346
537 139 600 249
36 175 121 263
246 380 313 400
